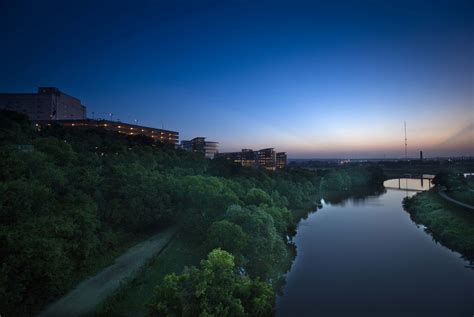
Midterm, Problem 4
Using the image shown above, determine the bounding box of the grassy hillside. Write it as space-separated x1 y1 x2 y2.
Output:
403 190 474 264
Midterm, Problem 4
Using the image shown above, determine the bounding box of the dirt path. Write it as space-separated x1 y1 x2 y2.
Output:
38 227 176 317
439 190 474 210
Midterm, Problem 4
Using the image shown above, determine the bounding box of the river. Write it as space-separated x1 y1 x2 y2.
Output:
276 179 474 316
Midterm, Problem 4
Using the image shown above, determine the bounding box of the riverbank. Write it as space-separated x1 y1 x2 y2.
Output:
96 199 318 316
403 190 474 264
278 185 474 316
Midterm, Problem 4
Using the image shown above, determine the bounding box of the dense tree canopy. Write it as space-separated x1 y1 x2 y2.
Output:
148 249 274 317
0 110 384 316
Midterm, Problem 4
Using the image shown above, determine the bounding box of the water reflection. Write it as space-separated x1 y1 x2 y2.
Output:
277 183 474 317
383 177 434 192
323 186 386 206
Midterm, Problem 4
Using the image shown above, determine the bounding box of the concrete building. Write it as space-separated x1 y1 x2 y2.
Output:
0 87 86 121
276 152 287 169
1 87 180 145
241 149 259 168
258 148 276 169
217 149 258 168
181 137 219 159
217 148 287 170
51 119 179 145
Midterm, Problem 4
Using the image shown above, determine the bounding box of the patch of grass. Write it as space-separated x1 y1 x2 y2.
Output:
96 236 207 316
403 190 474 264
448 190 474 206
442 177 474 205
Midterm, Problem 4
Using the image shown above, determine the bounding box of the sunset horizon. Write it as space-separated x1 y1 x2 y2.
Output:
1 0 472 158
1 1 474 316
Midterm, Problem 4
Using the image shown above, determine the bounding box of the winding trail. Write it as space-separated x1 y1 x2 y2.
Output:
38 227 176 317
438 190 474 210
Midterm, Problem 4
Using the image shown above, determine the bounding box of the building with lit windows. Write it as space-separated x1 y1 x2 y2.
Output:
52 119 179 145
276 152 287 169
258 148 276 169
0 87 86 121
0 87 180 145
181 137 219 159
217 148 287 170
216 149 257 168
240 149 259 167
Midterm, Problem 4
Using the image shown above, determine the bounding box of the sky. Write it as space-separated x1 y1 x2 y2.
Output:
0 0 472 158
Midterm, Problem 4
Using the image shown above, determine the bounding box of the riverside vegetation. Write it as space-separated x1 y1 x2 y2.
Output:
0 110 385 316
403 171 474 264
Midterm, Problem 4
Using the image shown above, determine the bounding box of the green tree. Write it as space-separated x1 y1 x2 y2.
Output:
244 188 272 206
0 110 33 145
207 220 248 256
225 205 286 278
148 249 273 317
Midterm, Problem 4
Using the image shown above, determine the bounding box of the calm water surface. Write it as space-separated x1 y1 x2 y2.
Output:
276 180 474 317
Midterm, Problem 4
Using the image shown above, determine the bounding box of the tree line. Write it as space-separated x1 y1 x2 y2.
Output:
0 110 384 316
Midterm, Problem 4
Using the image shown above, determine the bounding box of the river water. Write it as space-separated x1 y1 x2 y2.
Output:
276 179 474 316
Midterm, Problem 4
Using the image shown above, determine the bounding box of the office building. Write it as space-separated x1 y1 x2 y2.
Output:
0 87 86 121
181 137 219 159
1 87 180 145
241 149 259 168
276 152 287 169
258 148 276 169
52 119 179 145
217 148 287 170
217 149 258 168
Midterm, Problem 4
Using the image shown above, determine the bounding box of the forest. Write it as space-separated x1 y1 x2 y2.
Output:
0 110 385 316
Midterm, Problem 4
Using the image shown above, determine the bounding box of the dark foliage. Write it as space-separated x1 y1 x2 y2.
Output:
0 110 384 316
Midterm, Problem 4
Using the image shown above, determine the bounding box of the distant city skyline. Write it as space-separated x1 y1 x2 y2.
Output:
1 0 472 158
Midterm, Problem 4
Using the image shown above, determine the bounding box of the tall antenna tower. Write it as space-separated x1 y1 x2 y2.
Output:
404 121 407 159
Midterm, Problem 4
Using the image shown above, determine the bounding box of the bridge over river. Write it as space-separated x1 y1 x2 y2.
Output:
383 175 435 192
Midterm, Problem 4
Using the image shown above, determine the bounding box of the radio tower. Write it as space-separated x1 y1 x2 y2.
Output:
404 121 408 159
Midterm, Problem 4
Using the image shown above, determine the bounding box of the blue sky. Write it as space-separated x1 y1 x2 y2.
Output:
1 0 472 158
